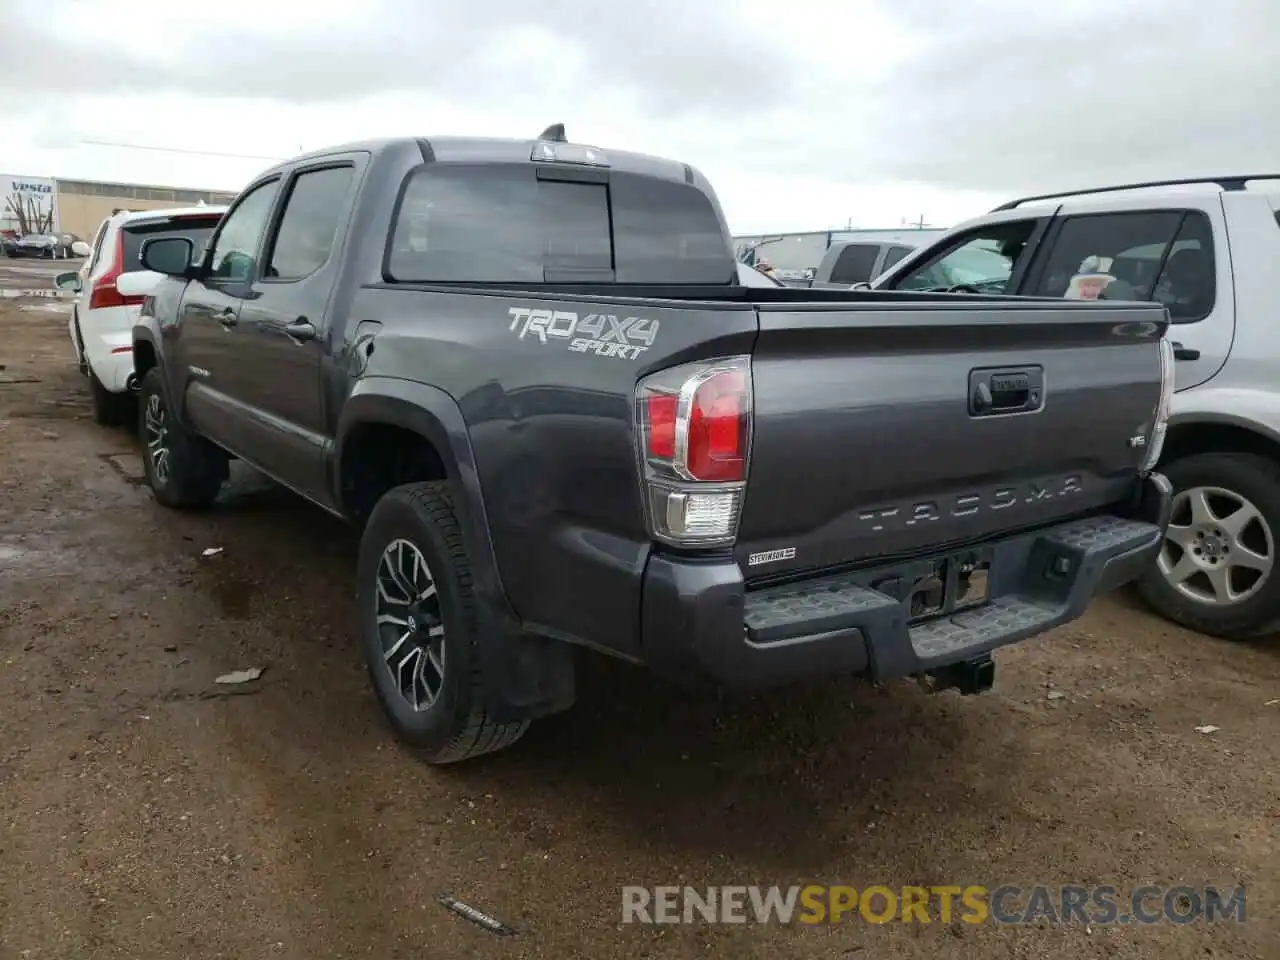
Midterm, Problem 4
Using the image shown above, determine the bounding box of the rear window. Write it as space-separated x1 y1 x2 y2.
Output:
122 215 220 271
385 164 732 285
828 243 880 283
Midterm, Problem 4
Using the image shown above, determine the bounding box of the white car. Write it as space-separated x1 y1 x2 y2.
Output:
55 206 225 424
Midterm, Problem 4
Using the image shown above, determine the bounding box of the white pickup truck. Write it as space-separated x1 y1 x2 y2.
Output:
872 174 1280 640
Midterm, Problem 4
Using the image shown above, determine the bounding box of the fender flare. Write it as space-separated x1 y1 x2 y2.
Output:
131 320 164 382
336 378 575 721
335 377 513 621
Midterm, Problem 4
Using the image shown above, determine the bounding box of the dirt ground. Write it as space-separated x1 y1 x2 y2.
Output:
0 258 1276 960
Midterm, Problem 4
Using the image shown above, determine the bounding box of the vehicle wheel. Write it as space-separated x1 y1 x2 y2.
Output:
137 367 226 508
73 313 88 376
357 481 530 763
1136 453 1280 639
87 364 132 426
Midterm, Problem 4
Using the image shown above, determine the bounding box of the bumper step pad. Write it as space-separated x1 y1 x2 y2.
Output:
742 514 1162 680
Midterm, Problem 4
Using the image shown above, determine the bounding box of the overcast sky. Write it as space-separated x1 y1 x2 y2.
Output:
1 0 1275 234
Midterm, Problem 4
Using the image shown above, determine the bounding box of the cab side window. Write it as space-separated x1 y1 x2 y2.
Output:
207 179 281 283
1151 213 1216 323
881 245 914 272
1027 210 1216 322
86 220 109 273
890 220 1038 293
828 243 880 284
265 166 354 281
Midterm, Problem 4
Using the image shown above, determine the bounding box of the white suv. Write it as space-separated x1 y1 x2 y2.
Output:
55 206 225 424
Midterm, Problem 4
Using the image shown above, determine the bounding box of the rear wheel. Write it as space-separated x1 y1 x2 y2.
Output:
87 364 132 426
1136 453 1280 639
137 368 227 508
73 312 87 376
357 481 529 763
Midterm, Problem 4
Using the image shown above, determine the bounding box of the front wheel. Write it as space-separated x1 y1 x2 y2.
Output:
137 368 227 508
1136 452 1280 639
356 481 529 763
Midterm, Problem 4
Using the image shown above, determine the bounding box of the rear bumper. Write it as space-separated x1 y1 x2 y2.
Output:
85 311 139 393
640 472 1171 690
87 347 136 393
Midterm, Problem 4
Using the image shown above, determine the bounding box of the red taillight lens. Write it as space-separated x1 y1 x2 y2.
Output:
87 230 143 310
686 370 747 482
634 356 752 546
645 392 678 459
88 277 144 310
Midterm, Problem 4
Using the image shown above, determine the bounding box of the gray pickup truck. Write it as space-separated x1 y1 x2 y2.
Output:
130 126 1174 762
812 239 917 286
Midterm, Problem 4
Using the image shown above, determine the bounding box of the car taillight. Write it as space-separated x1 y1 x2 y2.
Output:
636 356 752 546
88 231 144 310
1140 335 1175 472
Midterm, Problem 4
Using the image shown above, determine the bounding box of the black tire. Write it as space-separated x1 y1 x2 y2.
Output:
137 367 226 508
1136 452 1280 639
87 365 132 426
73 312 87 376
357 481 529 763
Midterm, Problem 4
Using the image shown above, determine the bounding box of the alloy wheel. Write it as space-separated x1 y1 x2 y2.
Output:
374 538 446 711
1158 485 1275 606
143 394 170 484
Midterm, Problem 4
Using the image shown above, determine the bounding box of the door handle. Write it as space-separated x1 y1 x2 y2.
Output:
1171 341 1200 361
284 318 316 343
969 365 1045 416
216 309 238 329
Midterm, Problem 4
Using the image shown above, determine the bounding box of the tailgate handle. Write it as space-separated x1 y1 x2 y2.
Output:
969 366 1044 416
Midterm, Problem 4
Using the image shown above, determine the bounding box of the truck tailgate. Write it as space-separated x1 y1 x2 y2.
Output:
735 299 1167 578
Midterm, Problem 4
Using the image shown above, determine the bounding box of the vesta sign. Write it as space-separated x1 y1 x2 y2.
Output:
10 180 53 194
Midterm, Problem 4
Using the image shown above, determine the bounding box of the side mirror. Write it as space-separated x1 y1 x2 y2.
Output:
53 271 82 293
850 281 872 291
140 236 195 277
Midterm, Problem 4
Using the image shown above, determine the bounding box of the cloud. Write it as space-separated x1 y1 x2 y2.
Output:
0 0 1274 232
0 0 802 116
847 0 1280 193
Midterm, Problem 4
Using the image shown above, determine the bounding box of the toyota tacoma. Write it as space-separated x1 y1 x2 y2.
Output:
130 125 1174 762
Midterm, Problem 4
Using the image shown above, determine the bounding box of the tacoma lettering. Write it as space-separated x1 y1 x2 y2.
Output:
857 476 1083 533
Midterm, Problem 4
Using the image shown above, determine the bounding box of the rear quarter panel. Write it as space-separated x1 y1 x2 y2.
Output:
353 286 757 655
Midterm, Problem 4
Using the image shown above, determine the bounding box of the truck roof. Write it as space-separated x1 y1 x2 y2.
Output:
267 135 703 188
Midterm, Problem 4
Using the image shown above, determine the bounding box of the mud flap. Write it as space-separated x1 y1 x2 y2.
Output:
476 606 576 724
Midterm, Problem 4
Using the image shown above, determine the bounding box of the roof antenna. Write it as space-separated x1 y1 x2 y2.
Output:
537 123 567 143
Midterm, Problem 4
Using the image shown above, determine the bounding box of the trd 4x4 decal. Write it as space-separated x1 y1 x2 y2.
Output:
508 307 659 360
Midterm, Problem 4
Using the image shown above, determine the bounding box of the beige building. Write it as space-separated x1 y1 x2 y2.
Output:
54 177 240 240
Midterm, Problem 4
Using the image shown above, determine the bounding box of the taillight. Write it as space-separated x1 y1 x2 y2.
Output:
1140 335 1175 472
88 231 144 310
636 356 752 546
645 393 678 459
